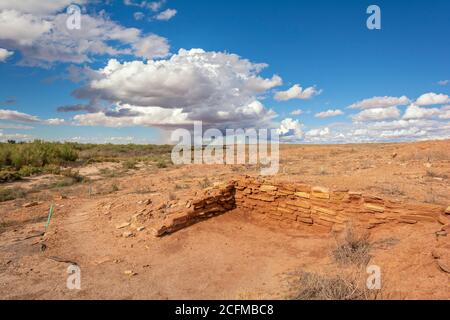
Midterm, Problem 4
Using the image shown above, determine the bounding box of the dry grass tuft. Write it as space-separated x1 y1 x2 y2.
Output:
289 270 378 300
332 224 371 266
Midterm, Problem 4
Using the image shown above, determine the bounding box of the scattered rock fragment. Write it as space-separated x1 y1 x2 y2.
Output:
436 260 450 274
136 226 145 232
399 219 417 224
23 201 38 208
116 222 130 229
122 231 134 238
445 206 450 215
124 270 137 276
435 230 447 237
438 215 450 225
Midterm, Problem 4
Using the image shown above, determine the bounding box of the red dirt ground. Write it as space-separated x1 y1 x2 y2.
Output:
0 140 449 299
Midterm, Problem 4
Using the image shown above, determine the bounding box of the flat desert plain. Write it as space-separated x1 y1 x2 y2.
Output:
0 140 449 300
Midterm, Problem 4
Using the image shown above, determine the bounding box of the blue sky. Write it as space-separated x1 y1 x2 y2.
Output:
0 0 449 143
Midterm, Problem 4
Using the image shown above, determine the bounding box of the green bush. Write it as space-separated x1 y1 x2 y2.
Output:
60 169 84 183
18 165 42 177
156 159 167 168
122 159 137 170
0 140 79 170
0 171 22 183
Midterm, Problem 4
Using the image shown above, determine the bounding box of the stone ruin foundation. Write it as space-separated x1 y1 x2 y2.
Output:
151 175 448 237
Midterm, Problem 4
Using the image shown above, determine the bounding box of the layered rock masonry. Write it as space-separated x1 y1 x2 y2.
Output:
152 176 447 236
152 182 236 236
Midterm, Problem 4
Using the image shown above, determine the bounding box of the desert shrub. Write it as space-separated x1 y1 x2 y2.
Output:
0 141 173 182
18 165 42 177
333 225 371 266
0 140 79 170
199 177 212 189
122 159 137 170
0 171 22 183
50 170 85 188
156 159 167 168
43 164 61 175
290 271 376 300
0 187 27 202
426 169 448 179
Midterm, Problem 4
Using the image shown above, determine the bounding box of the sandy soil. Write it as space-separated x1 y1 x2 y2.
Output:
0 140 449 299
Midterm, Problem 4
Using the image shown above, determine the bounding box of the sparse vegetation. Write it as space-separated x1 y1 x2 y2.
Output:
156 159 168 168
288 270 377 300
0 187 27 202
426 169 448 179
332 224 371 266
122 159 137 170
111 183 119 192
0 141 173 183
199 177 212 189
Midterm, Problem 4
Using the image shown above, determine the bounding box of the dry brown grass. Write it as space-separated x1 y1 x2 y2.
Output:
289 270 378 300
332 224 371 266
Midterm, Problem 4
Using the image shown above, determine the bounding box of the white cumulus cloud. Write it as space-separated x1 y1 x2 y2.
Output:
274 84 321 101
415 92 450 106
315 109 343 118
403 104 441 120
0 47 13 61
348 96 410 110
290 109 303 116
154 8 177 21
0 2 170 66
71 49 281 130
277 118 304 141
352 106 401 122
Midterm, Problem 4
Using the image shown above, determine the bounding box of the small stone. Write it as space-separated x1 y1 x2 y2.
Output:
436 259 450 274
122 231 134 238
136 226 145 232
116 222 130 229
399 219 417 224
435 230 447 237
438 215 450 225
364 203 385 213
294 191 310 199
124 270 137 276
262 185 278 192
144 199 152 205
311 186 330 199
23 201 38 208
400 215 436 223
445 206 450 215
392 152 398 159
